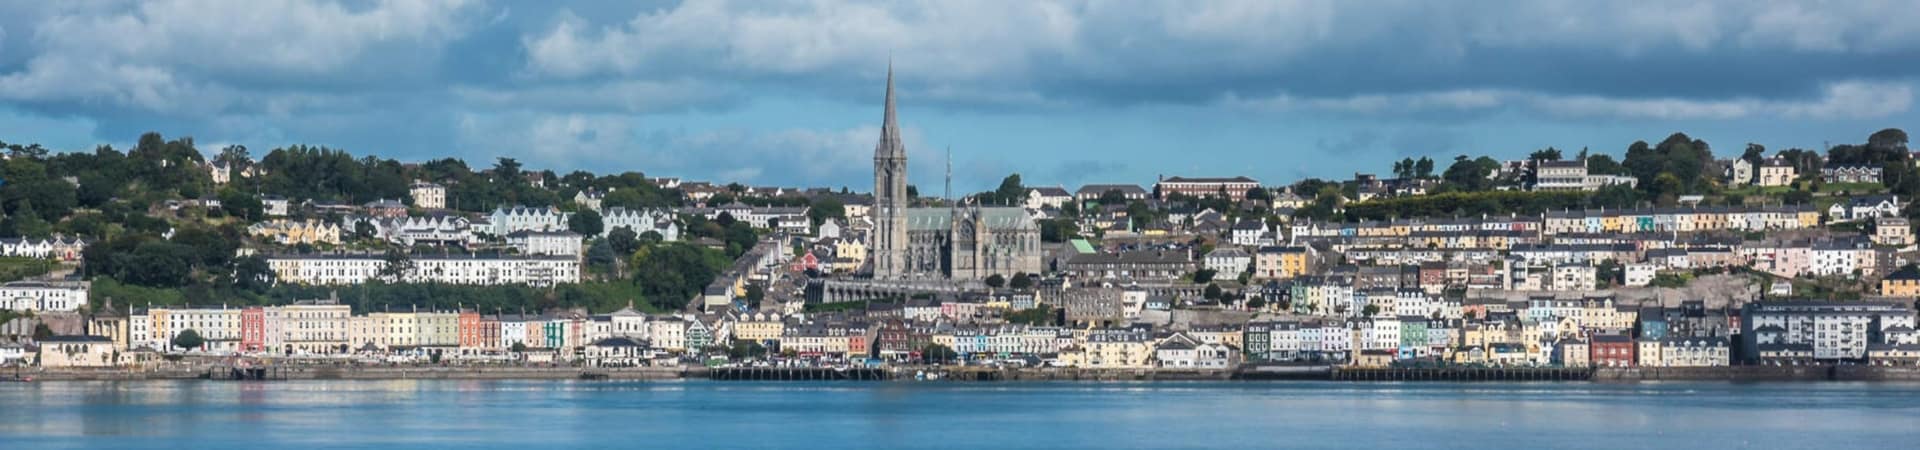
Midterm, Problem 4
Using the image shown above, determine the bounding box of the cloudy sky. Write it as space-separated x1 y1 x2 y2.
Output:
1 0 1916 192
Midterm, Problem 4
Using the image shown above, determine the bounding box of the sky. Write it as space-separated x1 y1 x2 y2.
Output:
1 0 1917 194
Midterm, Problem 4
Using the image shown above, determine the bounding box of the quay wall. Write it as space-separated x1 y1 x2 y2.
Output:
18 365 1920 383
1595 366 1920 382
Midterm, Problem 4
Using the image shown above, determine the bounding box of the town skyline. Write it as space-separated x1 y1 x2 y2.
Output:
2 1 1918 192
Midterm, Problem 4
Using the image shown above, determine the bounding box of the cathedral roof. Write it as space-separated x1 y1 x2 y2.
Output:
903 207 1036 231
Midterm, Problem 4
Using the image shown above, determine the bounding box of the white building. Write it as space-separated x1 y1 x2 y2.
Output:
344 214 477 247
267 254 582 287
1202 247 1251 276
506 230 583 257
681 203 809 233
262 195 291 217
410 182 447 210
0 280 89 312
1624 263 1657 287
129 306 244 353
602 207 680 241
0 237 88 261
488 206 570 237
1744 301 1918 362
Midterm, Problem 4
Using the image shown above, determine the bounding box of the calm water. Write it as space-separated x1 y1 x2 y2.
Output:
4 380 1919 449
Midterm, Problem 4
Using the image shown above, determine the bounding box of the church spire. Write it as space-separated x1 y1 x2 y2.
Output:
876 61 905 159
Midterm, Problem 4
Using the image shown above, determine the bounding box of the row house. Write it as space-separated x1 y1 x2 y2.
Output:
343 214 476 247
1828 195 1902 222
128 305 246 353
1062 251 1196 282
1821 164 1883 184
487 205 569 237
1252 246 1314 280
247 219 343 246
601 207 681 241
0 236 88 261
267 254 582 287
681 202 811 233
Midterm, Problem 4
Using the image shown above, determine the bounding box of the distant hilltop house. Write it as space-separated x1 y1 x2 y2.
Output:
1529 160 1636 192
1154 176 1260 201
1025 186 1072 210
1074 184 1148 202
409 181 447 210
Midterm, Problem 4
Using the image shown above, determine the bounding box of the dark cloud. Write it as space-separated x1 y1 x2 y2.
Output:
0 0 1917 187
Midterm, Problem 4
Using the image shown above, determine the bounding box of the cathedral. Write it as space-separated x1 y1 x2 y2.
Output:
869 65 1043 281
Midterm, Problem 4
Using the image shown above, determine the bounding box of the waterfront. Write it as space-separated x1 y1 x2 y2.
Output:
5 381 1920 449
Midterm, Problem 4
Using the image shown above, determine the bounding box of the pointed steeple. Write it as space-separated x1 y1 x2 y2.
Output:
876 61 905 159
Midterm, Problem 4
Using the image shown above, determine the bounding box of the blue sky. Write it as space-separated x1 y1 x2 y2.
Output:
1 1 1916 193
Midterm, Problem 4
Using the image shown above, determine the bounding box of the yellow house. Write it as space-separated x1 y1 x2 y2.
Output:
734 313 786 342
1882 271 1920 297
833 239 868 270
248 219 344 246
1796 211 1820 229
1389 223 1412 237
1601 215 1624 233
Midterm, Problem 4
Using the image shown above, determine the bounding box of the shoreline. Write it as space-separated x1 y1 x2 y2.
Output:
11 365 1920 383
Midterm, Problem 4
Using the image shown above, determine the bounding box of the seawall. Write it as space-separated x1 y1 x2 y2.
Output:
1594 366 1920 382
17 365 1920 383
16 366 696 382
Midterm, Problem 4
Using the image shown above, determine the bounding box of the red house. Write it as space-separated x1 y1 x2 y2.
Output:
1589 333 1636 367
789 251 821 272
457 310 483 350
240 307 265 353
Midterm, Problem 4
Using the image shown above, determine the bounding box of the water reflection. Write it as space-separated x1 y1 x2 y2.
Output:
3 381 1919 448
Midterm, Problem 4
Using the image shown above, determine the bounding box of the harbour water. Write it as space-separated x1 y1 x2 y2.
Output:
5 380 1919 449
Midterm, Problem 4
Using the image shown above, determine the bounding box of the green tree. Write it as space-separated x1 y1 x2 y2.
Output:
32 323 53 341
745 284 766 304
729 340 768 359
808 197 845 226
984 274 1006 289
607 227 641 255
1362 304 1381 317
229 255 276 293
378 250 414 283
1414 157 1435 178
569 209 604 236
920 344 959 364
1009 272 1034 290
1192 269 1217 284
172 329 206 351
1203 283 1223 300
1006 305 1055 326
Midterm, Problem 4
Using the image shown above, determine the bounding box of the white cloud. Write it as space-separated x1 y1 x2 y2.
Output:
1225 81 1915 121
452 80 739 114
0 0 485 114
1532 81 1914 121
